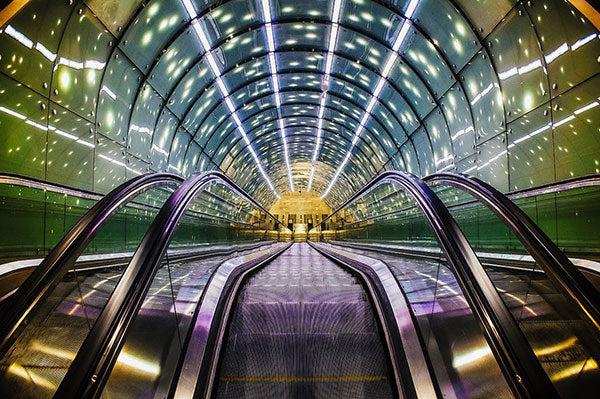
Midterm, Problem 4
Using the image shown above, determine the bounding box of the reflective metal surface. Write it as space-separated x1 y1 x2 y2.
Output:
311 241 438 398
326 243 514 399
172 243 290 399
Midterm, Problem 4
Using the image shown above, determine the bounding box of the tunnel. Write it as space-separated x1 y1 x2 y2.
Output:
0 0 599 398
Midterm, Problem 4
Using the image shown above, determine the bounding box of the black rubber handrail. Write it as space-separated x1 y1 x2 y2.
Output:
314 170 558 398
0 172 184 354
52 171 281 399
425 172 600 332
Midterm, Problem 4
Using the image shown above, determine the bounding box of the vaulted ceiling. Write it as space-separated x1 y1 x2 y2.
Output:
0 0 598 208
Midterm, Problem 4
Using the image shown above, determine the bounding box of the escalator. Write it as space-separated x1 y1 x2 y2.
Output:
0 170 599 398
327 241 600 398
0 243 273 398
0 171 283 398
315 171 600 398
214 243 396 398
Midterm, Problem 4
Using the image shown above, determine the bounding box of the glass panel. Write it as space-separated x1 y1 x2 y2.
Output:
555 186 600 255
167 61 212 119
460 51 505 143
126 156 151 180
552 75 600 181
336 26 388 74
476 133 509 192
51 5 113 119
84 0 143 38
203 0 259 41
275 0 331 20
400 141 420 174
440 83 476 161
128 83 163 161
411 127 435 176
150 109 178 172
378 84 415 141
182 141 201 177
0 0 73 96
415 0 481 72
453 0 516 37
94 136 127 194
47 105 95 190
507 103 554 190
404 30 455 98
97 49 143 144
118 0 189 74
424 108 454 172
0 74 48 179
488 5 549 122
527 0 600 98
100 183 278 398
389 56 436 119
0 184 49 261
184 86 220 138
166 128 192 175
148 25 204 98
0 183 177 399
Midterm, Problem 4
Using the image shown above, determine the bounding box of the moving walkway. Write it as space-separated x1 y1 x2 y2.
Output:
0 170 598 398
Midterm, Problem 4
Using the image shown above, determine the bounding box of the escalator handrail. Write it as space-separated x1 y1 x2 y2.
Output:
315 170 557 398
0 172 104 200
0 172 184 354
52 171 280 399
425 172 600 331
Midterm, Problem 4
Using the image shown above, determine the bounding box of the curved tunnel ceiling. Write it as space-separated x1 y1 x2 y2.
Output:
0 0 599 208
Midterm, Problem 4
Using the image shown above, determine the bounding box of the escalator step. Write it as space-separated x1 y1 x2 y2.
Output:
230 301 376 335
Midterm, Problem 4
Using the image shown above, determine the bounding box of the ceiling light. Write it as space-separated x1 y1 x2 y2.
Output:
321 1 420 199
184 2 279 198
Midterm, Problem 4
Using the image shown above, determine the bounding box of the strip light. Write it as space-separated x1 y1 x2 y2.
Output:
321 0 419 199
183 0 279 198
0 105 95 149
261 0 294 192
307 0 343 192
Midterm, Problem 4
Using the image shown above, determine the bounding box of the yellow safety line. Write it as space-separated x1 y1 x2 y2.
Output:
567 0 600 30
221 374 387 383
0 0 29 29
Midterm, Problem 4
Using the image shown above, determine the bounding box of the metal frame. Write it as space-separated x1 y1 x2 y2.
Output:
425 172 600 331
